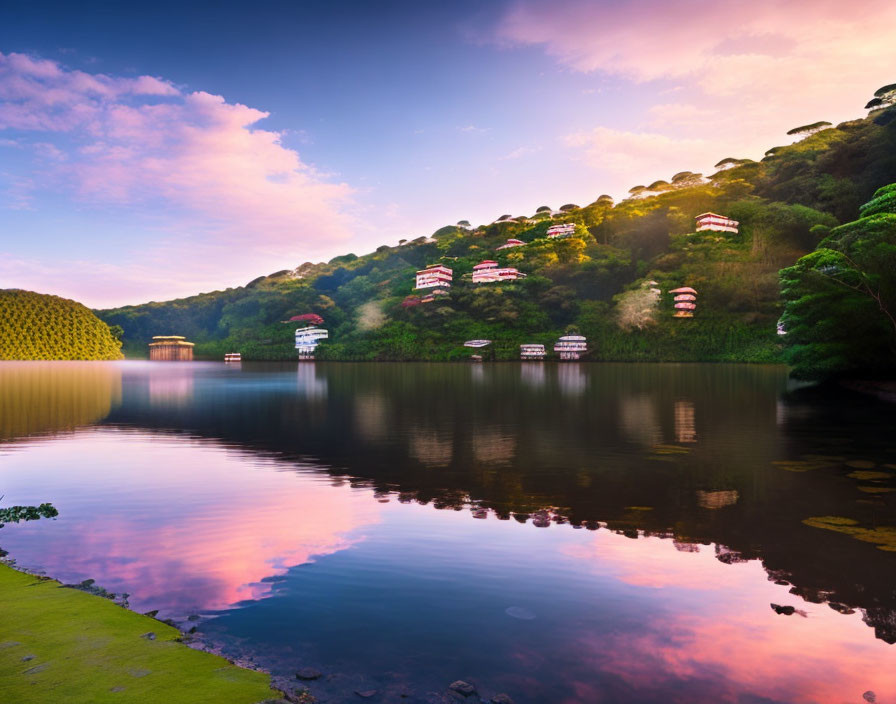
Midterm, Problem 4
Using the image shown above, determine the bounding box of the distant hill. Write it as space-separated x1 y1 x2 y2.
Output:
97 106 896 363
0 289 123 361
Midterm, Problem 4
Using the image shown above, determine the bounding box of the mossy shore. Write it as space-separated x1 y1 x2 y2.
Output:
0 564 280 704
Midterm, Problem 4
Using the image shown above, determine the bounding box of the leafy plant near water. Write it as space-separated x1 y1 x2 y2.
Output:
0 503 58 528
0 289 123 360
95 103 896 369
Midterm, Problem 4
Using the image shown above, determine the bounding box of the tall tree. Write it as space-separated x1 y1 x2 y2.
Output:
780 184 896 379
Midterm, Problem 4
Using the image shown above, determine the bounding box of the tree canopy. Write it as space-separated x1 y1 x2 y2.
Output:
0 289 123 360
780 183 896 379
786 121 832 137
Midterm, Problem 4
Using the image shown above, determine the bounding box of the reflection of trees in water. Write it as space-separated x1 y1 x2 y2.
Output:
619 393 661 446
0 362 121 440
98 362 896 644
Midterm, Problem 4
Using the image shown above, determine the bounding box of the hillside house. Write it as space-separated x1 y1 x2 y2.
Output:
416 265 453 290
695 212 739 234
471 260 526 283
546 223 576 238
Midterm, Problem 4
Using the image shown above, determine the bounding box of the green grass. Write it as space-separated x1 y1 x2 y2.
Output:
0 565 279 704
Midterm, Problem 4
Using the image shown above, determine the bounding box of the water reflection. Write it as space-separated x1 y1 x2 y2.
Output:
674 399 696 443
0 429 379 615
1 362 895 703
0 361 121 441
148 363 195 406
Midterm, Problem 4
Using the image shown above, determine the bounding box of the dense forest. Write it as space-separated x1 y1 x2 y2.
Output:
0 289 123 361
97 94 896 379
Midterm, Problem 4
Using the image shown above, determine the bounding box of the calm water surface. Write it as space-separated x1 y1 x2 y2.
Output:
1 361 895 703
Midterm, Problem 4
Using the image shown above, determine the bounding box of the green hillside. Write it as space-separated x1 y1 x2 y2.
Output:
0 290 123 361
97 102 896 369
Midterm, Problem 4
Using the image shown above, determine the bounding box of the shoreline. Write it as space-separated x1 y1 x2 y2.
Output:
0 561 285 704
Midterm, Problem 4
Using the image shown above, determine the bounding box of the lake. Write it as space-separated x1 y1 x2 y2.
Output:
1 361 895 703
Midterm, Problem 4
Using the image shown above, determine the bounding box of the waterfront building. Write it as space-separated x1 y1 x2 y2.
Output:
416 265 453 290
695 212 739 234
554 335 587 360
546 223 576 238
224 353 241 363
497 238 525 250
471 260 526 283
148 335 194 361
520 343 546 360
295 326 329 359
464 339 492 348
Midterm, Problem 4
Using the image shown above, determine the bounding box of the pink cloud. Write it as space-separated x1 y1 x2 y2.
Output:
498 0 896 192
0 52 356 305
563 126 717 187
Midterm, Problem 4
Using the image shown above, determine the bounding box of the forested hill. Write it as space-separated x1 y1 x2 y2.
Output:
97 101 896 366
0 289 123 361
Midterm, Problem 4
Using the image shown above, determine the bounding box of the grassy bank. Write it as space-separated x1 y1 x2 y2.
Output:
0 564 279 704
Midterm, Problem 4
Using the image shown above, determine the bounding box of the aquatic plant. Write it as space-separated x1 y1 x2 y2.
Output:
0 503 58 528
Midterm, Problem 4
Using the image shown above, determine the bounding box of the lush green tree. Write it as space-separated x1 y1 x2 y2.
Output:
786 121 832 138
0 290 123 360
780 184 896 379
865 83 896 111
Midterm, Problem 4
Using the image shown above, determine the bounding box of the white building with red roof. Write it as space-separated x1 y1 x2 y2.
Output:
471 260 526 283
546 223 576 238
416 265 453 290
695 212 739 234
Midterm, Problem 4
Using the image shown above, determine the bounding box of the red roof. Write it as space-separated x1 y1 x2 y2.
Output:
288 313 324 324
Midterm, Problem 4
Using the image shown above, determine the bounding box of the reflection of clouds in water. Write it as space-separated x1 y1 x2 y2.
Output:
618 393 662 446
472 428 516 465
148 364 194 406
520 362 546 388
0 429 380 617
556 364 586 397
563 533 896 703
409 428 453 467
296 363 327 399
0 362 122 439
674 400 696 443
354 394 388 442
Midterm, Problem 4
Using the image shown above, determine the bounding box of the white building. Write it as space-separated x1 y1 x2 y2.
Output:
295 326 329 358
695 212 739 234
554 335 587 360
471 260 526 283
497 238 525 250
546 223 576 238
520 344 546 360
416 265 453 290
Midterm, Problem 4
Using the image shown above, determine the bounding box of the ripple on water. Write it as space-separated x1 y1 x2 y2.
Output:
505 606 535 620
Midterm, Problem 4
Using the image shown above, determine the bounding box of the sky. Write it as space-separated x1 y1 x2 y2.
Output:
1 0 896 307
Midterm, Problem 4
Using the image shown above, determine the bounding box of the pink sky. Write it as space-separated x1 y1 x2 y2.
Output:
2 1 896 305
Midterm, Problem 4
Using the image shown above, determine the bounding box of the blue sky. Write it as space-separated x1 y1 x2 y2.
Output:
2 0 895 306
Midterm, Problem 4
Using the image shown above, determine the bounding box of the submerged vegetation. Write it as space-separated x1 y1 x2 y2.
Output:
0 290 123 361
95 101 896 377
